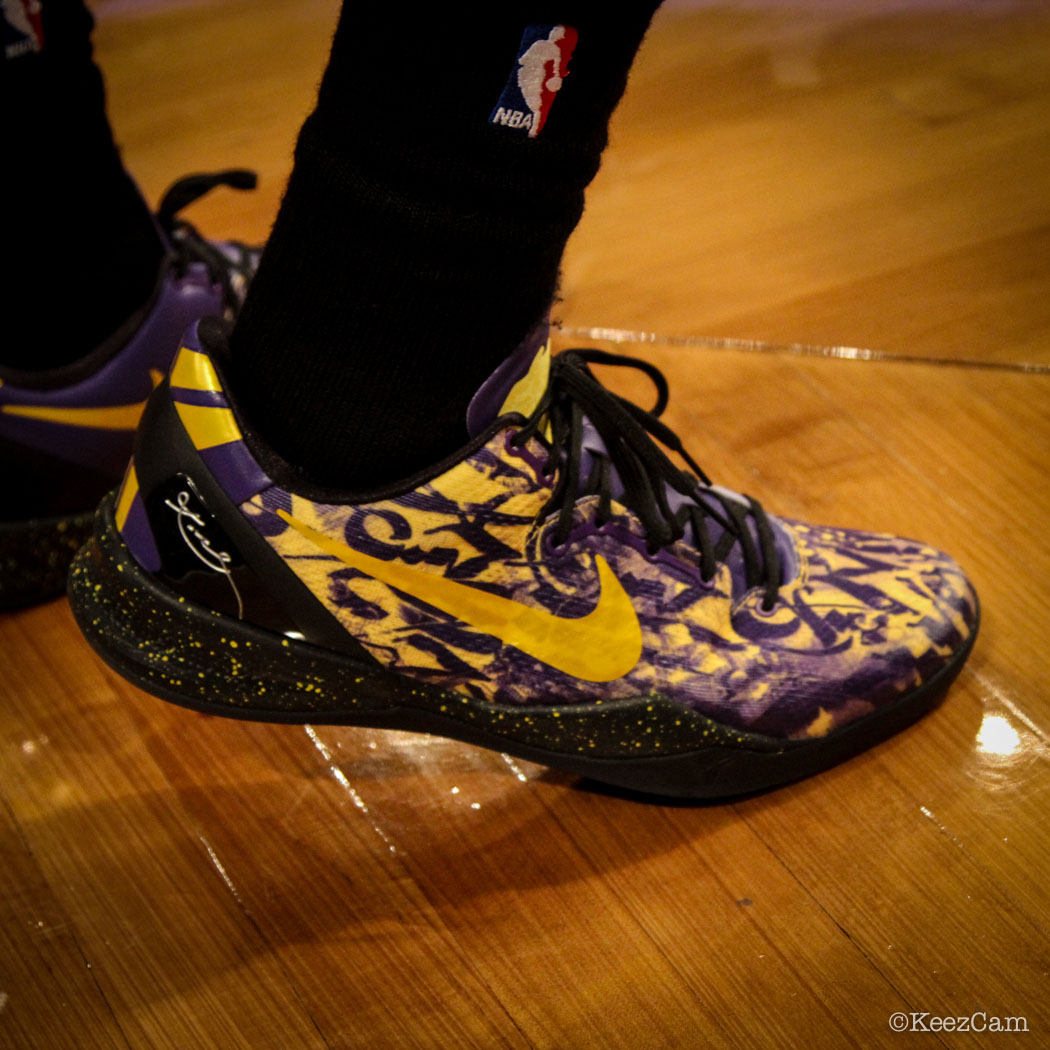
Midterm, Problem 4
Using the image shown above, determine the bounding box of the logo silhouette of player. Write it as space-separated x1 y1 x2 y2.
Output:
516 25 578 138
3 0 45 59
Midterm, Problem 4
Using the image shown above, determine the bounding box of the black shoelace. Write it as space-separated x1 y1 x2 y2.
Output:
511 349 783 610
157 170 259 316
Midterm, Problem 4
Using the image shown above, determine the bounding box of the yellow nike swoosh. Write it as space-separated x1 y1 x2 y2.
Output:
277 509 643 683
1 369 164 431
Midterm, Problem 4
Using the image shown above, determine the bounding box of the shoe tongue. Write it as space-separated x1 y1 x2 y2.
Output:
466 320 551 437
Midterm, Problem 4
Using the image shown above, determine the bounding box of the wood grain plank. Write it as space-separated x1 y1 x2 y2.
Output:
0 791 129 1050
113 706 535 1050
560 2 1050 363
0 605 326 1050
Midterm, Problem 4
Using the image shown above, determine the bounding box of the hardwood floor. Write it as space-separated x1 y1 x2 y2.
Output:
3 2 1048 1047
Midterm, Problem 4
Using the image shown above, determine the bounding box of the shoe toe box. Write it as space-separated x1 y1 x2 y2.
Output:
723 519 978 739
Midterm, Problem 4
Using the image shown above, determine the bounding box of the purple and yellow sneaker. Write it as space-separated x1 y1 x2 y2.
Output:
0 171 259 609
68 319 978 797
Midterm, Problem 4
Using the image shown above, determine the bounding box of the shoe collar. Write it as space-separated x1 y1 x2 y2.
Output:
466 317 551 437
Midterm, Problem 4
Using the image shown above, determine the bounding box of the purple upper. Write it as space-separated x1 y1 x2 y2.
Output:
466 318 550 437
0 262 229 480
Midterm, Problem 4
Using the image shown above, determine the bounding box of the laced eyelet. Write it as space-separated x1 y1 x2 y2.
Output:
509 350 779 607
754 598 779 616
542 529 570 558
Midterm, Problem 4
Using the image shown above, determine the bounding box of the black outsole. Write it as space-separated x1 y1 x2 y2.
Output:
1 510 95 611
69 494 979 799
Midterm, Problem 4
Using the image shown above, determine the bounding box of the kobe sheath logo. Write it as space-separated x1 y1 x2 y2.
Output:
490 24 578 138
277 509 642 683
164 487 244 620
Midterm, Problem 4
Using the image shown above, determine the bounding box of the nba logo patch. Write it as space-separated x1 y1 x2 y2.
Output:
3 0 44 59
490 24 578 139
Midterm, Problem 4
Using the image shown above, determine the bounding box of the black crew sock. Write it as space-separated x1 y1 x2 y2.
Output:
232 4 660 490
1 0 164 372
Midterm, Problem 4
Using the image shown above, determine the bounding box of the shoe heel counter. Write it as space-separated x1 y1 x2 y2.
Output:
123 343 376 659
120 364 286 631
114 415 163 574
117 369 227 579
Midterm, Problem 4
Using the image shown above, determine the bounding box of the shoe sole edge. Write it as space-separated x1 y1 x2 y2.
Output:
1 510 95 610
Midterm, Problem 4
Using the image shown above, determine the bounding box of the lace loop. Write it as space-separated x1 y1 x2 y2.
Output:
516 349 783 608
157 170 259 316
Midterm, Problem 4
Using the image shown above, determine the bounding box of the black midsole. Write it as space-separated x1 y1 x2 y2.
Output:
1 509 95 609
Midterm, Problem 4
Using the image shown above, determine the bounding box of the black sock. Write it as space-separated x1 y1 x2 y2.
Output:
231 4 660 489
1 0 164 372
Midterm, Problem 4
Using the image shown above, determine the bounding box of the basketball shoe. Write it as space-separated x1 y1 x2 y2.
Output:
0 171 260 608
68 317 978 797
